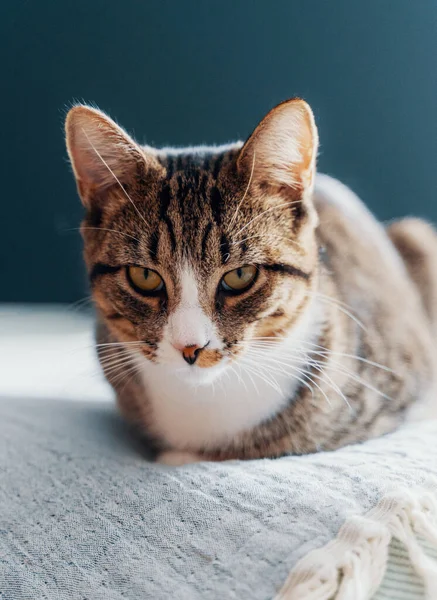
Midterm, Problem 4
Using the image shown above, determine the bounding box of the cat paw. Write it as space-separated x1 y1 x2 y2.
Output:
156 450 203 466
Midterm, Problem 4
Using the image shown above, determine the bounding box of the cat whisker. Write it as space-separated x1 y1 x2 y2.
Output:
309 290 360 312
66 295 94 314
224 367 232 385
306 349 397 375
98 358 137 370
245 345 392 402
233 362 249 393
97 346 135 359
238 360 282 394
99 354 138 370
290 367 334 407
241 356 316 400
218 375 227 398
234 360 260 396
109 362 140 388
248 337 396 374
317 361 393 401
240 350 319 400
64 226 141 244
118 371 139 396
97 348 143 363
277 353 346 407
96 341 146 348
244 346 364 405
306 291 367 332
97 347 142 366
80 227 141 244
228 151 256 231
297 362 347 408
100 357 140 376
242 352 336 407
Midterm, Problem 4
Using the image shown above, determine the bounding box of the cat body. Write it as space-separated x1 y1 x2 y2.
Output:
65 99 437 464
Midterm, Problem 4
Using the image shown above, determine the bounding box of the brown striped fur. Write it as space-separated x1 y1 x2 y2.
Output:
65 99 437 463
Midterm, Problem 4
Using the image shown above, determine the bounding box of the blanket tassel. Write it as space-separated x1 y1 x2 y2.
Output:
275 489 437 600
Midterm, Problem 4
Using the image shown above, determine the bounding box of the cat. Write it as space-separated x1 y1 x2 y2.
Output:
65 98 437 466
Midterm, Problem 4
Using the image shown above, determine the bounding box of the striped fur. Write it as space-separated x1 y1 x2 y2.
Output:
65 100 437 464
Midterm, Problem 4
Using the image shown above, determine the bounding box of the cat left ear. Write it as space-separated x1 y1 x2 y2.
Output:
237 98 318 193
65 105 162 206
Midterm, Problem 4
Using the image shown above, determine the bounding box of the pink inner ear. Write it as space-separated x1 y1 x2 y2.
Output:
297 108 317 171
66 106 141 193
237 99 318 190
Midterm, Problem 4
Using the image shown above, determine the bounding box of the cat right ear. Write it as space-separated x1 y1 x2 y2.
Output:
237 98 318 193
65 105 161 206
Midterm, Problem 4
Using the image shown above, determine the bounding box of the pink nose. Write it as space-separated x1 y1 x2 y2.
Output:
181 345 202 365
172 342 209 365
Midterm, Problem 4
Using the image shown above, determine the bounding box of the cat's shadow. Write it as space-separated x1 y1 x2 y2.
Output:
98 409 156 461
52 399 157 462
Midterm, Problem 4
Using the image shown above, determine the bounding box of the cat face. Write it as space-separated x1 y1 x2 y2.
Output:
66 99 319 385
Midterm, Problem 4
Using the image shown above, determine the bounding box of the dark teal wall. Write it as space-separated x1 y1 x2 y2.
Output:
2 1 437 302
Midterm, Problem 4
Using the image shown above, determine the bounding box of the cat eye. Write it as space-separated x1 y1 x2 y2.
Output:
220 265 258 293
127 266 164 294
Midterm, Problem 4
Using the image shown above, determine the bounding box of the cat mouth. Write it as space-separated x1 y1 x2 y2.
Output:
173 361 228 386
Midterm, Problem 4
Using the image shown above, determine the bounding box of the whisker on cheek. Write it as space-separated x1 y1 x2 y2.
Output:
109 362 141 389
100 356 140 374
96 341 147 348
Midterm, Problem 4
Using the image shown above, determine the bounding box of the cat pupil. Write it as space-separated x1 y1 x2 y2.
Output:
237 268 243 279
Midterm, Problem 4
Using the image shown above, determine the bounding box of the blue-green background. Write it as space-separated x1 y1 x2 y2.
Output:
2 1 437 302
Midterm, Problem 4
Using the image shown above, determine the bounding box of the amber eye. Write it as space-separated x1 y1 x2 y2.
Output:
220 265 257 293
127 266 164 294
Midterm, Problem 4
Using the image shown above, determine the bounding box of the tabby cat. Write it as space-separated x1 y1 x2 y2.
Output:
65 99 437 465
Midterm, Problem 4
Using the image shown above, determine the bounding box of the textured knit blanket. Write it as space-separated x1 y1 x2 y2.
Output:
1 397 437 600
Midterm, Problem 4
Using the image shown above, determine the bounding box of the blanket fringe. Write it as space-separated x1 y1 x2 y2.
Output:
275 488 437 600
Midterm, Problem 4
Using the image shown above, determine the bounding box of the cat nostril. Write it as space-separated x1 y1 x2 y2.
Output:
181 343 209 366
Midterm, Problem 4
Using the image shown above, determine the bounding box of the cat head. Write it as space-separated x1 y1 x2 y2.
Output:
65 99 319 385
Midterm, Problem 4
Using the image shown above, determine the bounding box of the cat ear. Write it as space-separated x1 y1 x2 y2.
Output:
237 98 318 192
65 105 161 206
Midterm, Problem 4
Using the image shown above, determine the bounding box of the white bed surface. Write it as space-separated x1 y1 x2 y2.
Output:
0 304 112 401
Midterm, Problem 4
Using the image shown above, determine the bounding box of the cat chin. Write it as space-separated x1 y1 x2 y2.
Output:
131 348 229 388
170 363 227 387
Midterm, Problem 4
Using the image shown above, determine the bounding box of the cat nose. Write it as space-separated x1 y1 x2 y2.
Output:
179 343 209 365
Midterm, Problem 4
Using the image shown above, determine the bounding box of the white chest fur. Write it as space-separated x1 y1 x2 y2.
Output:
135 302 322 451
